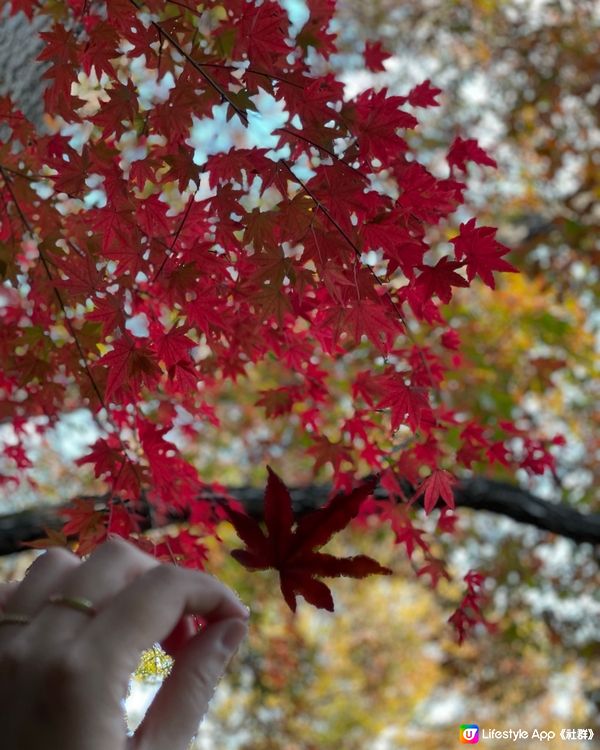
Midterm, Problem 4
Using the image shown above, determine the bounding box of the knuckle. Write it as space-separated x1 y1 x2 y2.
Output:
147 563 181 589
97 536 132 557
39 547 79 570
94 535 154 567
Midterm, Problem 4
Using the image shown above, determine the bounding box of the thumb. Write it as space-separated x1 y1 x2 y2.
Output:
133 617 248 750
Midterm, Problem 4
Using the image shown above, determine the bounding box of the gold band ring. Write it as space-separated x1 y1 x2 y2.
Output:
0 612 31 625
48 594 98 617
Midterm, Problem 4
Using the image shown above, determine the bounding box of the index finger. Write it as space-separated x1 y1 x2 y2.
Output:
0 582 19 610
80 564 248 676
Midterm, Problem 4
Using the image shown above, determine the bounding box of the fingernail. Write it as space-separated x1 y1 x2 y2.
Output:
220 619 247 652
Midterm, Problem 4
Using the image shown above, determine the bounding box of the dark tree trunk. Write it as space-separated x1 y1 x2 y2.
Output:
0 478 599 556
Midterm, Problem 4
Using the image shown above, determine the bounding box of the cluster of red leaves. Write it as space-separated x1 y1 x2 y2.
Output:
448 571 495 644
0 1 558 621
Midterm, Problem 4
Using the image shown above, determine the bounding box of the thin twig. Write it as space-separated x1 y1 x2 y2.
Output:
152 185 199 283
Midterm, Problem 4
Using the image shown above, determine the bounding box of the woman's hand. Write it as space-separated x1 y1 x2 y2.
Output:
0 537 249 750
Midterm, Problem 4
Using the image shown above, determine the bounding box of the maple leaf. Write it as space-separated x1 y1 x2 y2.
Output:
22 527 69 551
206 147 276 191
80 20 119 79
451 218 518 289
415 256 469 304
94 336 162 401
296 0 337 58
234 1 292 69
352 87 417 164
394 162 465 224
447 136 497 173
167 360 199 392
50 146 91 196
7 0 38 19
228 467 392 611
60 499 107 556
75 435 124 478
407 79 442 108
85 294 126 337
256 386 302 418
75 436 142 501
321 295 401 355
91 201 137 256
52 246 102 298
137 418 202 509
243 208 281 252
413 469 457 514
135 194 170 239
153 529 209 570
375 371 434 432
150 67 205 143
163 145 203 191
364 40 391 72
368 497 429 559
417 557 451 587
37 24 81 115
306 434 353 476
91 79 139 139
106 501 142 539
449 570 492 644
386 240 429 276
307 164 373 232
155 323 195 368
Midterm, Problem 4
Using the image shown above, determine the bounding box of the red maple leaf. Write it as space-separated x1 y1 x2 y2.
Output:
234 1 292 69
228 468 392 611
80 20 119 79
306 434 353 476
407 79 442 108
447 136 497 172
60 499 107 556
297 0 337 58
85 294 126 337
155 323 195 368
364 40 391 72
94 336 162 401
342 297 402 353
50 146 91 196
37 24 81 115
7 0 38 19
375 370 434 432
137 418 201 509
353 88 417 164
163 145 203 191
75 435 142 501
415 256 470 304
91 79 139 139
451 218 518 289
413 469 457 514
256 386 303 418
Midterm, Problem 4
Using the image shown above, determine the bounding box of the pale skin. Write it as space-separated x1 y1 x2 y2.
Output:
0 537 249 750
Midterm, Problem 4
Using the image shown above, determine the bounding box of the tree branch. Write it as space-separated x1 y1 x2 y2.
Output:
0 477 598 556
